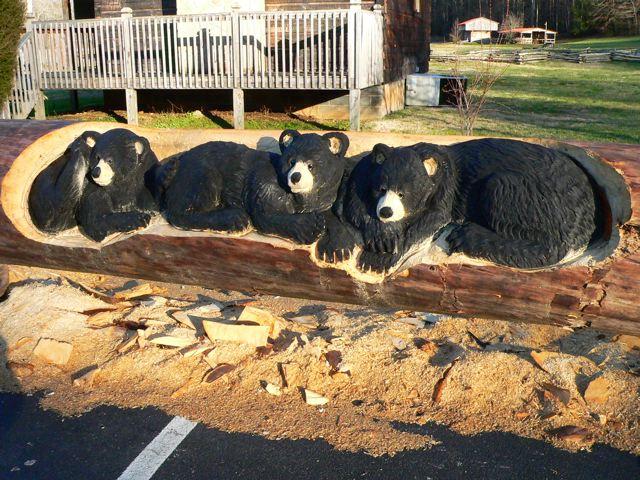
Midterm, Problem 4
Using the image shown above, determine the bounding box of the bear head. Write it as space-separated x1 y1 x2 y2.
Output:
88 129 158 189
368 143 448 224
277 129 349 211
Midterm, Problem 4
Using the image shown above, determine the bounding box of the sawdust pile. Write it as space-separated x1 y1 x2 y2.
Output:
1 266 639 457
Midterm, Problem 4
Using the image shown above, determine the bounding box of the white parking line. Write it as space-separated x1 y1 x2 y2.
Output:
116 416 197 480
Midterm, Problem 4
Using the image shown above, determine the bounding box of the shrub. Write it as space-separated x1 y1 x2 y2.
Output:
0 0 25 105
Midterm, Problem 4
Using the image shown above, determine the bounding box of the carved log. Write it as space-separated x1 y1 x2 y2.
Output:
1 120 639 335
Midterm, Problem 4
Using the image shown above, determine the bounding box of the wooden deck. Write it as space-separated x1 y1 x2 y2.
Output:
2 8 384 129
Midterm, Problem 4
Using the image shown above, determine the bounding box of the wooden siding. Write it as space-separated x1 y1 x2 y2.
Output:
94 0 176 18
383 0 430 82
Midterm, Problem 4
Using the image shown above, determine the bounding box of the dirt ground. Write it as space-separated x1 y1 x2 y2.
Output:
1 265 639 457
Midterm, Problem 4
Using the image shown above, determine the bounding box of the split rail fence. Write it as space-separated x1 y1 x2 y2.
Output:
1 7 385 129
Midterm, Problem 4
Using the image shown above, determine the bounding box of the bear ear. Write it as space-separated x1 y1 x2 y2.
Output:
322 132 349 157
83 131 100 148
134 139 145 155
423 156 438 176
279 129 301 152
372 144 390 165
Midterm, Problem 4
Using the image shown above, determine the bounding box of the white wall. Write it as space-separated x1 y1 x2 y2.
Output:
25 0 67 21
176 0 265 14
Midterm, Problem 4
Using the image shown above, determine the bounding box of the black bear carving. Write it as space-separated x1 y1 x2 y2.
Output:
28 129 159 242
29 131 603 274
321 138 600 272
155 130 349 245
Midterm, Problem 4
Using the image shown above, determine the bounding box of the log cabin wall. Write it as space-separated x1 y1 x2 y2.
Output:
94 0 177 17
382 0 430 82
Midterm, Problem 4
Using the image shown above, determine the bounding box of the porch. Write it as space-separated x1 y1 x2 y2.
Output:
2 6 384 130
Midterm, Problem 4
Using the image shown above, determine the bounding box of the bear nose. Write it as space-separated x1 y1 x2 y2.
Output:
290 171 302 184
379 207 393 219
91 166 101 178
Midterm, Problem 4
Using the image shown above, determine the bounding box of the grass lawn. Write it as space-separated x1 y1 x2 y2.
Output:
558 36 640 50
368 60 640 144
47 55 639 144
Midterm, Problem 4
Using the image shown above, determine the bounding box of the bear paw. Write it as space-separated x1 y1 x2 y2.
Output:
447 223 491 256
356 251 401 275
316 233 355 263
290 213 326 245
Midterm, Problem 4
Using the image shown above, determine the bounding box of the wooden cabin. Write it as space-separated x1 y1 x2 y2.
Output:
87 0 431 122
7 1 430 128
498 27 557 45
458 16 499 43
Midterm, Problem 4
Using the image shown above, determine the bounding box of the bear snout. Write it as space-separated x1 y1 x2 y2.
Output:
376 191 406 223
287 162 314 194
91 159 115 187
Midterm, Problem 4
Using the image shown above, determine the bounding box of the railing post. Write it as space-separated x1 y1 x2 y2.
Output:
121 8 138 125
231 4 244 129
349 0 362 131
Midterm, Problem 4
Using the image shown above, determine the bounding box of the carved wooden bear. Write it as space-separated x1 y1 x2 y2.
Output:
322 138 600 272
77 129 159 242
29 131 101 234
156 130 349 245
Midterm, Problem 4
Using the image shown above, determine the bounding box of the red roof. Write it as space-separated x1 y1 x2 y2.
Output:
499 27 557 34
459 16 496 25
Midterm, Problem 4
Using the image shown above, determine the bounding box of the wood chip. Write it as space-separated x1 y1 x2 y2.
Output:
141 296 168 308
114 283 164 301
6 361 34 378
287 315 317 327
395 316 426 328
263 382 282 396
615 334 640 351
7 337 34 353
203 320 269 347
542 383 571 406
530 350 560 373
116 333 139 354
416 338 438 357
32 338 73 365
547 425 592 444
189 302 223 317
432 359 458 403
86 310 121 329
514 411 530 421
584 376 612 405
73 366 102 388
64 277 119 304
303 388 328 406
171 311 197 330
324 350 343 371
147 334 195 348
202 363 235 383
179 344 212 358
238 306 284 338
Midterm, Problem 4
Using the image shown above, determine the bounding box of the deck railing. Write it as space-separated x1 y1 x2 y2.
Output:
1 32 40 120
29 9 383 92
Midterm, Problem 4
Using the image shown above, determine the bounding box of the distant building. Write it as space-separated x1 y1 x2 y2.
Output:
458 16 499 43
498 27 557 45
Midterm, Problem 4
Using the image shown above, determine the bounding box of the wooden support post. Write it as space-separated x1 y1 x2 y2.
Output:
125 88 138 125
233 88 244 129
69 90 79 112
349 88 361 131
34 91 46 120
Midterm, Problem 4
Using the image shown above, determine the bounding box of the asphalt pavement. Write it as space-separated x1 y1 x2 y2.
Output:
1 392 638 480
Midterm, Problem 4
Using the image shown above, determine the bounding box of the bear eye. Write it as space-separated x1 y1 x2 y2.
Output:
398 192 404 198
379 187 387 194
307 163 314 171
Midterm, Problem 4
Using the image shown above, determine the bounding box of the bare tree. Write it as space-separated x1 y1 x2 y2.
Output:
446 58 509 136
450 18 463 43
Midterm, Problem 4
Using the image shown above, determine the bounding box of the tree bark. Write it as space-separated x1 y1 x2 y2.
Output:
1 120 640 335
